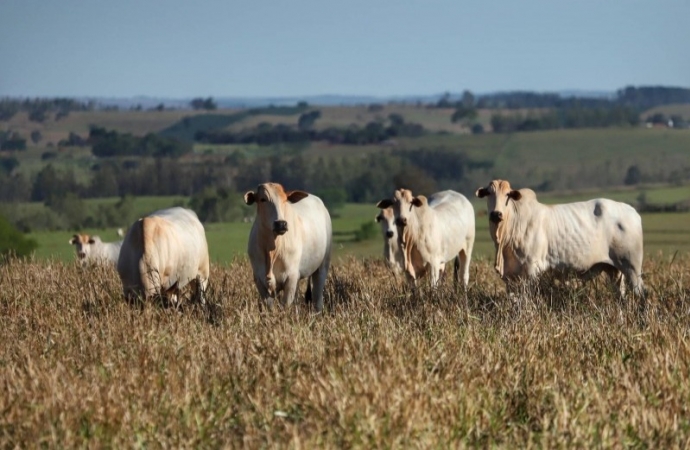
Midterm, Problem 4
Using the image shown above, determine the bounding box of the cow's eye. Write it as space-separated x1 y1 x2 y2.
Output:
259 198 267 203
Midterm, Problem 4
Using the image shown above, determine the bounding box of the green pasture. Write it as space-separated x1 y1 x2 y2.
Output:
26 192 690 265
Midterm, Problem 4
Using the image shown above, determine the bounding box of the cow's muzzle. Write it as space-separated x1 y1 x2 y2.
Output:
385 230 394 239
273 220 288 235
489 211 503 223
395 217 407 227
78 252 86 259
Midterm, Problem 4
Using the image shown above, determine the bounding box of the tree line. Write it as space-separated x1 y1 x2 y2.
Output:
489 106 641 133
0 98 96 122
194 113 425 146
434 86 690 133
435 86 690 110
0 146 493 231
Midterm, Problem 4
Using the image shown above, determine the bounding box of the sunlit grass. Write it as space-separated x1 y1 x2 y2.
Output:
1 255 690 447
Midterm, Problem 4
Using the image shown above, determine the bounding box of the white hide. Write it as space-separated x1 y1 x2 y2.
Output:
245 183 332 312
476 179 644 296
378 189 475 287
117 207 210 302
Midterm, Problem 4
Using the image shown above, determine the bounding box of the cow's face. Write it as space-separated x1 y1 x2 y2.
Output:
376 189 424 232
475 179 522 224
375 207 397 240
244 183 309 236
69 234 98 261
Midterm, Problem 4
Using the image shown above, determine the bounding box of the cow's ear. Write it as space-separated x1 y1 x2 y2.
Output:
69 235 78 245
508 190 522 201
411 195 427 207
286 190 309 203
376 199 393 209
475 187 489 198
89 236 98 244
244 191 256 205
375 213 382 223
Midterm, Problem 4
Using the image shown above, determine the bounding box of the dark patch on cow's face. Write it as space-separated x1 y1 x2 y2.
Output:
273 220 288 235
489 211 503 223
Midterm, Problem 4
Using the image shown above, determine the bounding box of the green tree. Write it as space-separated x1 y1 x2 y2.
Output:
189 187 246 223
0 157 19 175
314 188 347 213
451 105 478 124
190 97 217 110
297 110 321 130
624 165 642 185
30 130 42 144
0 214 37 260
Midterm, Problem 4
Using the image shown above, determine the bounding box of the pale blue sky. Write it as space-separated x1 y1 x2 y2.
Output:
0 0 688 98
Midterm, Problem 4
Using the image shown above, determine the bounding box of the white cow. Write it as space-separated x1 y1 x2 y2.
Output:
117 207 210 303
475 179 644 297
244 183 332 312
69 234 122 266
376 189 475 287
375 207 404 274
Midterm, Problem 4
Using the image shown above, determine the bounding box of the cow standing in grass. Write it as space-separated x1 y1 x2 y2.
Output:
475 179 645 298
69 234 122 266
244 183 332 312
375 206 404 275
117 207 209 304
377 189 475 288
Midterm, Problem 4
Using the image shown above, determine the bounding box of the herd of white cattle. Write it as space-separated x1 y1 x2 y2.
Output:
69 179 646 312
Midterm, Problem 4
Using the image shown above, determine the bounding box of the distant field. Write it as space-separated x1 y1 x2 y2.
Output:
27 189 690 264
5 108 690 197
643 103 690 120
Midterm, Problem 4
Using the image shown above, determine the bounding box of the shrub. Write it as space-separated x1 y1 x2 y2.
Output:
0 214 37 259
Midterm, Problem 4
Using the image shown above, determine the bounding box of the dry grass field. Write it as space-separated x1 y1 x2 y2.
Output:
2 254 690 447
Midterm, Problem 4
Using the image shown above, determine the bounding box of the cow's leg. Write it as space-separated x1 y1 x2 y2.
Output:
280 274 299 308
430 264 441 288
601 265 626 298
458 247 471 289
190 276 208 305
623 267 645 312
139 259 162 302
311 263 329 313
196 258 210 305
254 276 274 309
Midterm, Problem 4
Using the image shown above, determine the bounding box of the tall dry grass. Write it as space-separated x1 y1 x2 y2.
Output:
1 255 690 447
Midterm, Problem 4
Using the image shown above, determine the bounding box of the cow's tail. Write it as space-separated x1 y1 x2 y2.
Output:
138 217 160 298
454 256 460 283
